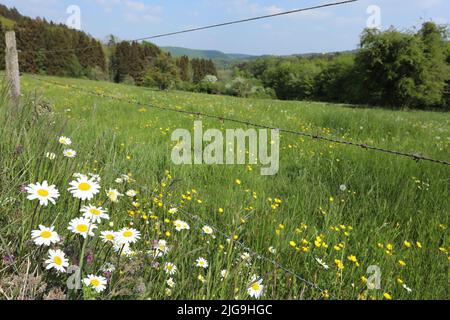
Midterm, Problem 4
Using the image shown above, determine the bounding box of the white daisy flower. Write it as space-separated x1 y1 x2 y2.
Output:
121 174 131 182
150 239 170 258
220 269 229 279
168 207 178 214
63 149 77 158
315 258 330 270
249 274 260 283
247 279 264 299
106 188 122 203
164 262 177 275
83 275 107 293
402 284 413 293
173 220 190 232
25 181 60 206
31 225 60 246
100 230 116 243
58 136 72 146
88 173 101 183
68 177 100 201
113 242 135 257
115 178 123 184
45 249 69 273
241 252 251 261
198 274 207 283
339 184 347 192
125 189 137 197
115 228 140 245
100 262 116 273
196 257 209 269
202 225 213 235
68 217 97 238
166 277 175 288
81 205 109 223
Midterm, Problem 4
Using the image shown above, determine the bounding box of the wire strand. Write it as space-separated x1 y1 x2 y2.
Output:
176 206 338 299
28 75 450 167
106 166 338 299
18 0 358 55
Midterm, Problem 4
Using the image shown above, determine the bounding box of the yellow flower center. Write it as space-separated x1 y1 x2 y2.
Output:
251 283 260 291
106 234 114 241
40 230 52 238
53 256 62 265
76 224 88 232
37 189 49 197
90 279 100 287
123 230 133 238
78 182 91 191
89 208 101 216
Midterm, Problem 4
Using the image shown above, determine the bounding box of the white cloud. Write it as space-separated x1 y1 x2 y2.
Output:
209 0 273 17
95 0 121 13
263 5 284 15
94 0 163 23
207 0 333 21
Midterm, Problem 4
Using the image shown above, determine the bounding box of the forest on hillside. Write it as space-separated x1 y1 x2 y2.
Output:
0 5 218 90
0 4 449 110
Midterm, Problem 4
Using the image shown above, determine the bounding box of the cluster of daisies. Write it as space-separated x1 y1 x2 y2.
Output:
25 136 267 298
26 169 141 293
58 136 77 159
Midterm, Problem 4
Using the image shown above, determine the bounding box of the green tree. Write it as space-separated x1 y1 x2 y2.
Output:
356 23 450 109
262 61 321 100
314 54 357 103
177 55 190 82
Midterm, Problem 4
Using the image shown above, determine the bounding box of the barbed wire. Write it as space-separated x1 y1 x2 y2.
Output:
106 165 338 299
17 0 358 55
176 206 338 299
29 75 450 167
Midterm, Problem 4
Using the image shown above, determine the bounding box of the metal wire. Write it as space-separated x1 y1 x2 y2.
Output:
106 166 338 299
176 206 338 299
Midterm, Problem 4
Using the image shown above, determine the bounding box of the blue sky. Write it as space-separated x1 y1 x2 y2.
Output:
2 0 449 55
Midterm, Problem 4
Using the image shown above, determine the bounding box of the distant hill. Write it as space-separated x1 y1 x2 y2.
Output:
162 46 358 63
162 46 257 61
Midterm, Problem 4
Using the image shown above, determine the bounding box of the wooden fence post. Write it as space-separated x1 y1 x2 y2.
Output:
5 31 20 106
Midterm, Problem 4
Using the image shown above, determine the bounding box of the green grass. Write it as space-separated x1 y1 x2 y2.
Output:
0 74 449 300
0 16 16 29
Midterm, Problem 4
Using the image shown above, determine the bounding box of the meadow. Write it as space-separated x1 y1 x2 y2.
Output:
0 74 448 300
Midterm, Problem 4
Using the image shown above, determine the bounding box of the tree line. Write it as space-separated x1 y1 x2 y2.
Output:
1 4 449 110
235 22 450 110
108 36 217 89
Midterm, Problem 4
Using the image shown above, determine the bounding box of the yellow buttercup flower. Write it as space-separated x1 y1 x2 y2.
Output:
335 259 344 270
383 293 392 300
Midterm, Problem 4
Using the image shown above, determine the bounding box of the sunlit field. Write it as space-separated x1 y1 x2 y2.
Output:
0 74 448 300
